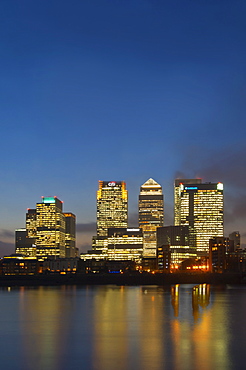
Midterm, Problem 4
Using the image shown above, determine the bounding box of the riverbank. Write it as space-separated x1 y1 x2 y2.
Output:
0 272 244 286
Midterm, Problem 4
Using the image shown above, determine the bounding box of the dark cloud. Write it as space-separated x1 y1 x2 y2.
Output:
176 144 246 189
0 229 15 239
175 144 246 224
0 241 15 257
76 222 96 233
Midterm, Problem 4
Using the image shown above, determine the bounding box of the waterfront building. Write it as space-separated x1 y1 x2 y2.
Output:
89 228 143 263
156 245 171 272
42 257 78 274
0 254 39 275
139 178 164 257
36 197 66 259
157 226 196 269
209 237 227 272
174 180 224 254
107 228 143 262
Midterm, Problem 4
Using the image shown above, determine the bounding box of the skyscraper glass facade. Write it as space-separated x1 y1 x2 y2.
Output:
139 178 164 257
96 181 128 237
174 181 224 253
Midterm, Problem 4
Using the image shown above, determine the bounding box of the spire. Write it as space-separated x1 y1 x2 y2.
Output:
142 178 160 187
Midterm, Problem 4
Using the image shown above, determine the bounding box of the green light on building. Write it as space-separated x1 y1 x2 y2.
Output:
42 197 56 204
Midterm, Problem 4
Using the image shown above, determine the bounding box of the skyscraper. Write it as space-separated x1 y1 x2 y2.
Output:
97 181 128 236
64 213 76 257
174 179 202 225
36 197 66 259
139 178 164 257
174 180 224 253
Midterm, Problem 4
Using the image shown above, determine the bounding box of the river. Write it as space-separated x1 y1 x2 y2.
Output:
0 284 245 370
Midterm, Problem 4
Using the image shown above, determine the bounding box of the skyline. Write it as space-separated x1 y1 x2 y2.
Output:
1 176 242 257
1 1 246 255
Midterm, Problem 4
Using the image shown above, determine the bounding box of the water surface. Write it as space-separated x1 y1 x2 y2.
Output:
0 284 245 370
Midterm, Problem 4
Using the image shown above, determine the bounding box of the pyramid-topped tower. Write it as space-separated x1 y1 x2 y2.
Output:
139 178 164 257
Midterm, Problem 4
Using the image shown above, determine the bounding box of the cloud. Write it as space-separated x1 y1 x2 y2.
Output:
76 222 96 233
0 229 15 239
175 143 246 224
0 241 15 257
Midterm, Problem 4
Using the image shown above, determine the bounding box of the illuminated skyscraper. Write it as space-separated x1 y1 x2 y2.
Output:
36 197 66 259
139 178 164 257
174 179 202 225
174 181 224 253
96 181 128 236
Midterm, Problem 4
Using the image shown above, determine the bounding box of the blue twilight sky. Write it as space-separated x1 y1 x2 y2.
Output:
1 0 246 255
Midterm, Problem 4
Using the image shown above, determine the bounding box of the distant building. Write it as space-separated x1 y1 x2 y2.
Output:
36 197 66 259
107 228 143 262
157 245 171 272
15 228 36 257
174 180 224 254
89 228 143 263
26 208 37 238
64 213 76 257
0 254 39 275
16 198 76 260
209 237 226 272
42 257 78 274
97 181 128 236
157 226 196 269
139 178 164 257
93 181 128 250
174 179 202 226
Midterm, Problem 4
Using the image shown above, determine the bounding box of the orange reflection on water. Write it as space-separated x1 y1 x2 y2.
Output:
18 286 76 370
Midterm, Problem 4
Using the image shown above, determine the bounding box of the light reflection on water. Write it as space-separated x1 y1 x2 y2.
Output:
0 284 245 370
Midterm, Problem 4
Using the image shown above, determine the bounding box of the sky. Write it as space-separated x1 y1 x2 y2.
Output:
1 0 246 256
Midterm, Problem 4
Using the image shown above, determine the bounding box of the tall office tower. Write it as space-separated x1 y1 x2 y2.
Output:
139 178 164 257
174 179 202 225
96 181 128 236
64 213 76 258
174 181 224 254
36 197 66 259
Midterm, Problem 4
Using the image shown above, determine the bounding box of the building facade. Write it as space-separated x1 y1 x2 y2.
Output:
15 228 36 257
209 237 227 272
93 181 128 250
64 213 76 258
139 178 164 257
36 197 66 259
174 179 202 225
174 181 224 254
97 181 128 236
157 225 196 269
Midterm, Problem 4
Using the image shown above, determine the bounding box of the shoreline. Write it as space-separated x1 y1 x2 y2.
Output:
0 272 244 287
